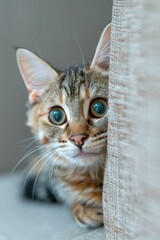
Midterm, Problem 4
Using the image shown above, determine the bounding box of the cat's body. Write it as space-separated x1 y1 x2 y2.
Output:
17 24 111 228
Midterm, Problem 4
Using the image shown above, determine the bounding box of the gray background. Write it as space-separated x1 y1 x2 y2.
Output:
0 0 112 173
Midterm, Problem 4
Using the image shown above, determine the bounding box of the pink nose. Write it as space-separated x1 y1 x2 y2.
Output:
70 134 88 147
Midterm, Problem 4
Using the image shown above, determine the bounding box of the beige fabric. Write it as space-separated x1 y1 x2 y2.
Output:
103 0 160 239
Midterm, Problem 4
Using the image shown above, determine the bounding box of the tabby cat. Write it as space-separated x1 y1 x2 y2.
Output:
16 23 111 228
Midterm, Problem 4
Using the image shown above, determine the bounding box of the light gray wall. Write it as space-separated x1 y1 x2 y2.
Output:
0 0 112 173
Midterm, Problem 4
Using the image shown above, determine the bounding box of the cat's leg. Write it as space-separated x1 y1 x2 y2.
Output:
72 203 103 228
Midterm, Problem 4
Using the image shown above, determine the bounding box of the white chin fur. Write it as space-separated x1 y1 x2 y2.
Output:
62 150 105 167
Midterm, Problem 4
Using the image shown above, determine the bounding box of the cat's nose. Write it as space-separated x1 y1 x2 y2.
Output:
70 134 88 147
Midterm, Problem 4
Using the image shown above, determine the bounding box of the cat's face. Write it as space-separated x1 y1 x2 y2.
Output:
17 24 111 167
29 67 108 166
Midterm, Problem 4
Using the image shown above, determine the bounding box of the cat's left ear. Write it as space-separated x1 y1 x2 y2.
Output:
90 23 111 70
16 49 58 103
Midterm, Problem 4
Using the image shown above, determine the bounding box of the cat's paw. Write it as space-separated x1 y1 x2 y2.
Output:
72 203 103 228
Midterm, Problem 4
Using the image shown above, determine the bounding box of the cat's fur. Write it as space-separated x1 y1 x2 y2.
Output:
16 23 111 228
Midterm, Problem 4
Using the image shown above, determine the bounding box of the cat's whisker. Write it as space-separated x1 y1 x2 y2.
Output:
76 39 86 69
20 150 47 175
21 158 38 175
52 154 60 181
51 154 69 201
49 163 54 190
21 150 53 195
98 132 108 137
21 138 39 153
48 151 58 185
71 162 79 174
49 162 54 190
50 151 68 201
91 135 107 142
75 38 89 83
18 136 37 144
87 141 106 149
43 150 59 188
10 145 46 174
31 152 55 199
11 142 60 174
49 153 60 199
52 153 66 188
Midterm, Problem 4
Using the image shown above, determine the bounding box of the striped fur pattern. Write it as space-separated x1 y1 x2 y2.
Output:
17 24 111 228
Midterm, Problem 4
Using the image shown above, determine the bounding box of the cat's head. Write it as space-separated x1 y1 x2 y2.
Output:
17 24 111 167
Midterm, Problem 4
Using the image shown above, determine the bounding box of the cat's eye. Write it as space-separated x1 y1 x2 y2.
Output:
90 98 108 118
49 107 67 125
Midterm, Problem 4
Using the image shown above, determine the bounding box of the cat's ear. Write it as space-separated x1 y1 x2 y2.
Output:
16 49 58 103
90 23 111 70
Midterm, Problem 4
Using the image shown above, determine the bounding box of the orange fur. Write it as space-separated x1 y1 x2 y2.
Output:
72 203 103 227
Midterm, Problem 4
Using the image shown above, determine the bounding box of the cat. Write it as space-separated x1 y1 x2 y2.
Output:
16 23 111 228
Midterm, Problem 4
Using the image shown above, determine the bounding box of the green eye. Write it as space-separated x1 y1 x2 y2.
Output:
90 99 108 118
49 107 67 125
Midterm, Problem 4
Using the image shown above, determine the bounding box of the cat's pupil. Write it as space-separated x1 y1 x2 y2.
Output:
93 102 106 115
52 110 63 122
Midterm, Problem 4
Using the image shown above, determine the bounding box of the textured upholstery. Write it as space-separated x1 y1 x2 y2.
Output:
103 0 160 239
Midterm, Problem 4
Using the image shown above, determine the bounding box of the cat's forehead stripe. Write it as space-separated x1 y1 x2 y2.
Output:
61 88 68 104
61 67 86 98
79 83 89 100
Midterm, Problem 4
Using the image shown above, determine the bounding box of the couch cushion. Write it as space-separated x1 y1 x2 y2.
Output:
0 174 94 240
